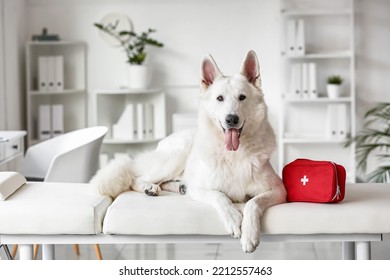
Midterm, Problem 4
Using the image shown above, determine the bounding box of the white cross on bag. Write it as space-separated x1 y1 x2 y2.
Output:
301 175 309 186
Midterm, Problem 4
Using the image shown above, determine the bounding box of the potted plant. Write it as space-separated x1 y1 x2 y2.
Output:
327 75 343 99
344 102 390 182
94 23 163 89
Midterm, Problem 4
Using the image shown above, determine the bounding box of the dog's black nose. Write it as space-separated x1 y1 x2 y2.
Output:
225 114 239 127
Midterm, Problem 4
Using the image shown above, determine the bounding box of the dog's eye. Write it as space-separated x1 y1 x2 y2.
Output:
217 96 224 102
239 94 246 101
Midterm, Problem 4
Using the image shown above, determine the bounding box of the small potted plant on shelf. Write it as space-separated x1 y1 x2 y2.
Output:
327 75 343 99
94 23 164 89
344 103 390 182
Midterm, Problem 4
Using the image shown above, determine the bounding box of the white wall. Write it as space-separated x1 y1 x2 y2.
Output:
0 0 26 130
0 0 5 130
354 0 390 179
3 0 26 130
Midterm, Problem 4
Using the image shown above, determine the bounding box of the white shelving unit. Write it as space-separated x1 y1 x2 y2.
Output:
279 0 356 182
94 88 166 159
25 41 87 146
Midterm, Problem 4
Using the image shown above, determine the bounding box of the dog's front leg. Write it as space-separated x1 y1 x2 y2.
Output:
188 188 242 238
241 188 286 253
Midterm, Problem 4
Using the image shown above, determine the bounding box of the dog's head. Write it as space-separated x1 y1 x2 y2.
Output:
199 50 267 151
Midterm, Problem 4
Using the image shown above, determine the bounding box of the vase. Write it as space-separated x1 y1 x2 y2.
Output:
127 64 151 89
327 84 341 99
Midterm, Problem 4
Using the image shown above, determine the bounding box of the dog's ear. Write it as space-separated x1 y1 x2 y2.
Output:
241 50 261 88
201 55 222 88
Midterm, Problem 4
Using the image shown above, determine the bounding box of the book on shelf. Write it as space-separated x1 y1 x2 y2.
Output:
51 104 64 137
296 19 305 56
286 19 296 56
301 63 309 98
37 55 64 92
38 104 64 140
136 103 145 140
112 103 136 140
326 104 348 139
285 19 305 56
308 63 318 98
289 63 302 98
288 62 317 99
38 105 51 140
112 103 155 141
144 103 154 139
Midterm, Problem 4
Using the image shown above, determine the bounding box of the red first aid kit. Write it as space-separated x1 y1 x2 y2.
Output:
282 159 346 203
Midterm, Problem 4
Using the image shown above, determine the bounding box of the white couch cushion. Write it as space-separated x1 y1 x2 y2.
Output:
262 183 390 234
103 191 227 235
103 184 390 235
0 182 112 234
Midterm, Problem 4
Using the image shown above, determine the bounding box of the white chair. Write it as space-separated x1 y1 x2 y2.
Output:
20 126 108 183
0 244 12 259
13 126 108 260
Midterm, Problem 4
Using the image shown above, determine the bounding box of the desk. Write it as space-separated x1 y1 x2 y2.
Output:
0 131 26 167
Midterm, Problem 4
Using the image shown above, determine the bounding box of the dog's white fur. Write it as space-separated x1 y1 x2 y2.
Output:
91 50 287 253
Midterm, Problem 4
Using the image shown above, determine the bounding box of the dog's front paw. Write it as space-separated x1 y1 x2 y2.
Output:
144 184 161 196
241 231 261 253
221 206 242 238
240 215 261 253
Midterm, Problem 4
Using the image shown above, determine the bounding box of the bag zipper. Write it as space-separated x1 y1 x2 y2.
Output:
330 162 341 201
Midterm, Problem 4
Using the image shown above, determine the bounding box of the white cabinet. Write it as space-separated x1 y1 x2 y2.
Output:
94 88 166 160
25 41 87 146
279 0 356 182
0 131 26 171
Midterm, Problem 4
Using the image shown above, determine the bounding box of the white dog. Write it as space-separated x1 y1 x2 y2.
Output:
91 50 287 253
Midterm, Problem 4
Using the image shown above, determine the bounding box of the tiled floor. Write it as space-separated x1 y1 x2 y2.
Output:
3 235 389 260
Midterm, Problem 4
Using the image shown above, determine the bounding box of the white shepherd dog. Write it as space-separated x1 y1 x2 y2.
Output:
91 50 287 253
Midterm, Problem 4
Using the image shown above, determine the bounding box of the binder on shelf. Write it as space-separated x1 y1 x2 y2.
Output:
326 104 348 139
52 104 64 137
136 103 145 140
38 105 51 140
47 56 56 91
112 103 136 140
144 103 154 139
296 19 305 56
301 63 309 98
308 63 318 98
55 56 64 91
289 63 302 98
286 19 296 56
38 56 65 92
326 105 337 139
38 56 48 91
337 104 348 139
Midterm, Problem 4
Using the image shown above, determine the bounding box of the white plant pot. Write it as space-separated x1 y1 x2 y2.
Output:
127 64 151 89
327 84 341 99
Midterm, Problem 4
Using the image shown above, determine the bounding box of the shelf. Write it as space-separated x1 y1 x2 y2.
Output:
26 41 87 147
282 97 353 103
103 138 163 144
281 9 352 17
283 51 352 59
95 89 166 159
279 0 356 182
30 89 86 95
282 138 347 144
95 88 163 95
28 40 86 46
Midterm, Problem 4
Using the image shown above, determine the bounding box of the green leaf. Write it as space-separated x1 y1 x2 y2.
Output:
93 24 163 65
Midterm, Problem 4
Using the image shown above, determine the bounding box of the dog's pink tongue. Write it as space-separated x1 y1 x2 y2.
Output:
224 129 240 151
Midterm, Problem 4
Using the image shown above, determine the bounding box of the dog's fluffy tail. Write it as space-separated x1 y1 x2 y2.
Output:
90 156 135 199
